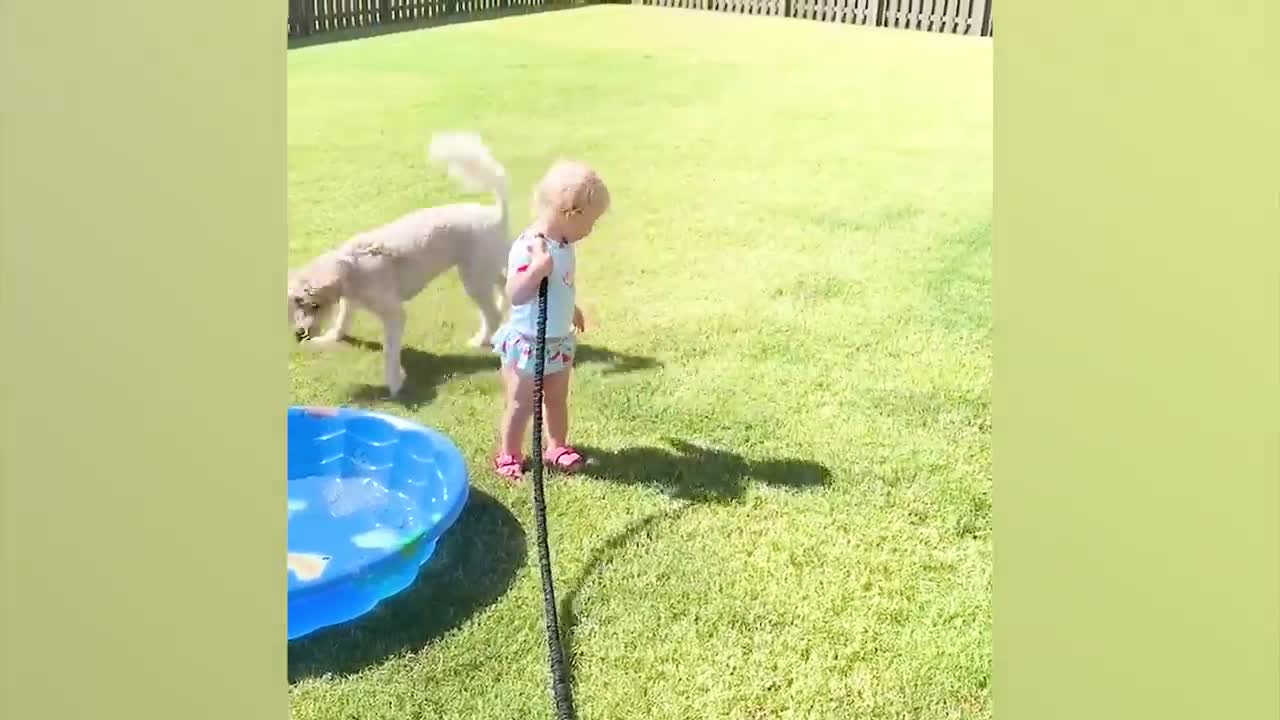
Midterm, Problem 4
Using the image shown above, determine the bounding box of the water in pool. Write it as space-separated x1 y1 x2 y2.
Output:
287 475 428 588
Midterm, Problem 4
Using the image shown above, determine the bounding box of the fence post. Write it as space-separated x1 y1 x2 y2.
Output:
981 0 992 35
873 0 885 27
300 0 314 35
379 0 392 23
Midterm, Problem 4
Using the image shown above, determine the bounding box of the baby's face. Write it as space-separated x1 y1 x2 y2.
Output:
562 207 603 243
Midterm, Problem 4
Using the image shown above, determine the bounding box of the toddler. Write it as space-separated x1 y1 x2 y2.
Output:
490 160 611 481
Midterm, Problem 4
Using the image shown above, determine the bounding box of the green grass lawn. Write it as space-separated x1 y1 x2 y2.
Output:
288 6 991 719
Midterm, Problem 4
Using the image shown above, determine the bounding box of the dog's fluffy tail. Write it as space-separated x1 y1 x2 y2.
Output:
428 132 509 221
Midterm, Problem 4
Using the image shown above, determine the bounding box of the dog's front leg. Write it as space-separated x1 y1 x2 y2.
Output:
311 297 354 346
380 306 407 397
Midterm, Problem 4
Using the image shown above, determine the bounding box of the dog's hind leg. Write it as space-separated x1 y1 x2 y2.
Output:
376 305 408 397
460 265 504 348
495 272 510 316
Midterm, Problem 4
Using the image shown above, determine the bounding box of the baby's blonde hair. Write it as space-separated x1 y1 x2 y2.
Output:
532 159 611 220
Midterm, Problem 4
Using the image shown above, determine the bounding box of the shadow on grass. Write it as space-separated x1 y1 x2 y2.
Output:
553 442 829 683
343 337 660 408
343 337 496 408
573 343 663 375
288 1 604 50
578 437 832 503
287 489 525 682
558 503 693 669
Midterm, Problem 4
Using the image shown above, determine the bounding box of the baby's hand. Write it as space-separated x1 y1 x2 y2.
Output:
527 236 553 275
572 306 586 334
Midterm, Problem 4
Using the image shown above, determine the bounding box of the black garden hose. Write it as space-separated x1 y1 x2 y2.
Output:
529 275 577 719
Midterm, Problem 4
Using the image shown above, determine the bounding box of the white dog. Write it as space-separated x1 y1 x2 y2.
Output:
288 132 509 397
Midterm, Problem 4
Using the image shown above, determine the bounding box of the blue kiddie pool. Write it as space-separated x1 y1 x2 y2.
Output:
287 406 470 640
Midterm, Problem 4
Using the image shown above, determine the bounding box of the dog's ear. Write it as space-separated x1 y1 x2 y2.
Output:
333 255 354 279
307 255 353 294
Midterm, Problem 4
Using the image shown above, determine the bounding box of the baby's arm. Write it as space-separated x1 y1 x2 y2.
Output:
506 237 553 305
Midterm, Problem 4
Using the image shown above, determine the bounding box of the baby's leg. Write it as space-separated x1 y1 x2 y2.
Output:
499 364 536 458
541 367 573 454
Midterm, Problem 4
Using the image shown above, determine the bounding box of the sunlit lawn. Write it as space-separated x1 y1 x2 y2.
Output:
288 6 991 719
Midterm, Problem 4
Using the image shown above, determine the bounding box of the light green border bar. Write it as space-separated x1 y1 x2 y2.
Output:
996 2 1278 718
1 1 286 718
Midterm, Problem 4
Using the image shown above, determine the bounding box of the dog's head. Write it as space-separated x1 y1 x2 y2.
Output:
287 255 350 342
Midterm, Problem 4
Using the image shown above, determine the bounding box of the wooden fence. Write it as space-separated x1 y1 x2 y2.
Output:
634 0 992 35
288 0 992 38
289 0 565 37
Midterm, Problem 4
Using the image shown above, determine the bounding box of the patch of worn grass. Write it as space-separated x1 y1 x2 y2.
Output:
288 7 990 719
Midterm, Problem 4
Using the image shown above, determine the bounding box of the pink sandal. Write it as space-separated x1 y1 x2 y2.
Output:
543 446 587 474
493 453 526 482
